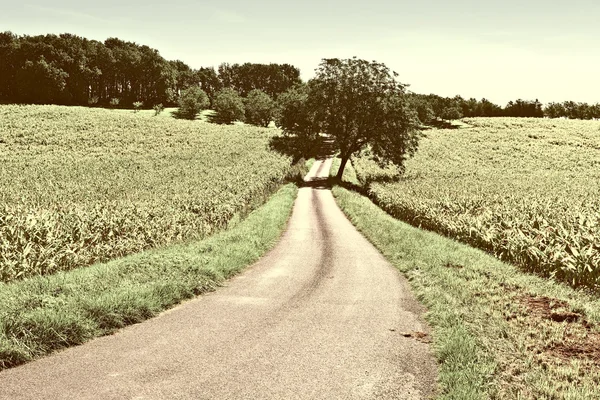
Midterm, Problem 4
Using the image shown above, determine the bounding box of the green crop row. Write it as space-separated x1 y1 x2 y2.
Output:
0 105 299 282
352 117 600 289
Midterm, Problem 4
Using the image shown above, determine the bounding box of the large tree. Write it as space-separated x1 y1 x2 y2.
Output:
245 89 276 127
281 57 421 179
177 86 209 120
213 88 245 124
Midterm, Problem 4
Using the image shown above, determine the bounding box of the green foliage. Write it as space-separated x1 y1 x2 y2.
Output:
153 103 164 116
284 57 421 178
275 84 317 136
14 58 69 104
351 117 600 289
544 101 600 120
410 94 503 120
132 101 143 113
244 89 275 127
440 106 463 121
408 94 435 125
109 97 120 107
0 32 189 107
217 62 301 98
87 96 99 106
176 86 209 120
504 99 544 118
0 105 298 283
212 88 245 124
270 85 322 162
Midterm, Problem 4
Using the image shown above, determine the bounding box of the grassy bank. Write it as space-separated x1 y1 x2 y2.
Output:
0 184 297 371
332 159 600 399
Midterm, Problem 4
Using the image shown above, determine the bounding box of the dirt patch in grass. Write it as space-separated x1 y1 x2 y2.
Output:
444 262 463 270
550 333 600 366
520 295 600 366
399 331 432 344
523 295 583 324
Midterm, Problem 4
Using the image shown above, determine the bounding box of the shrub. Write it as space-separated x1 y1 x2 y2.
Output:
244 89 275 127
213 88 245 124
133 101 143 113
177 87 209 120
153 103 164 116
440 106 463 121
109 98 120 107
87 96 99 106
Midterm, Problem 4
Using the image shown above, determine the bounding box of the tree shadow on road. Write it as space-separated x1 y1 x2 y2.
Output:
299 177 369 193
269 135 337 164
299 177 335 190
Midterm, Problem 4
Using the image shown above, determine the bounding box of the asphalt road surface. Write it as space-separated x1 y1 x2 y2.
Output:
0 158 437 399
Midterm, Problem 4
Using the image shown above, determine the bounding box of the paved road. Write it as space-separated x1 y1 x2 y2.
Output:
0 158 437 399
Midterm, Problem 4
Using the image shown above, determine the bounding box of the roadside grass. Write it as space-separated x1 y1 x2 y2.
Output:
331 158 600 399
0 184 297 371
304 158 316 172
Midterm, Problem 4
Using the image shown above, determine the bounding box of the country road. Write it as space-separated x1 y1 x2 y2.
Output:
0 158 437 399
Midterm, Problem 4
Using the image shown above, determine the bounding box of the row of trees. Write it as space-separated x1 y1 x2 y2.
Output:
544 101 600 120
0 32 301 107
408 94 600 124
1 31 597 122
177 86 276 126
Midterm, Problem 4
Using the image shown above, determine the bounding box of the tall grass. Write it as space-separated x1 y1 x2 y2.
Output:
0 105 300 282
351 117 600 289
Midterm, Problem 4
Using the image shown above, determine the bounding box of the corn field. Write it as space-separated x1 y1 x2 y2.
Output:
0 105 298 282
352 117 600 289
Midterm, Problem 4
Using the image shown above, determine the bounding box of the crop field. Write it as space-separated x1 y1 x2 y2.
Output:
0 105 297 282
352 117 600 289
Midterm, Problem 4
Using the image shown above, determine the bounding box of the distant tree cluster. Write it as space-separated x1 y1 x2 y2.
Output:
406 93 599 124
0 32 301 112
504 99 544 118
407 94 505 124
544 101 600 120
0 32 177 107
217 62 302 98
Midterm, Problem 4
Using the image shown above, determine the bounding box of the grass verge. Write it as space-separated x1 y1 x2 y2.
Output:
0 184 297 371
305 158 316 173
332 159 600 399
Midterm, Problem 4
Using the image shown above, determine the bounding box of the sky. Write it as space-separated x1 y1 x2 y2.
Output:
1 0 599 105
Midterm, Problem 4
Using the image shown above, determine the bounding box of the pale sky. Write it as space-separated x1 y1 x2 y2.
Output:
2 0 599 105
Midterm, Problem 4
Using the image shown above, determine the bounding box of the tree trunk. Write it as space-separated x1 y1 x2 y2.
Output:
336 156 349 180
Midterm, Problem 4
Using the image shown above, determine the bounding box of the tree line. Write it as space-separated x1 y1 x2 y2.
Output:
408 94 600 123
0 32 301 107
1 31 598 122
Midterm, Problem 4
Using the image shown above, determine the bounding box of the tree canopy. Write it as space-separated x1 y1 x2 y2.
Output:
0 32 302 109
279 57 421 179
176 87 209 120
244 89 276 127
212 88 245 124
